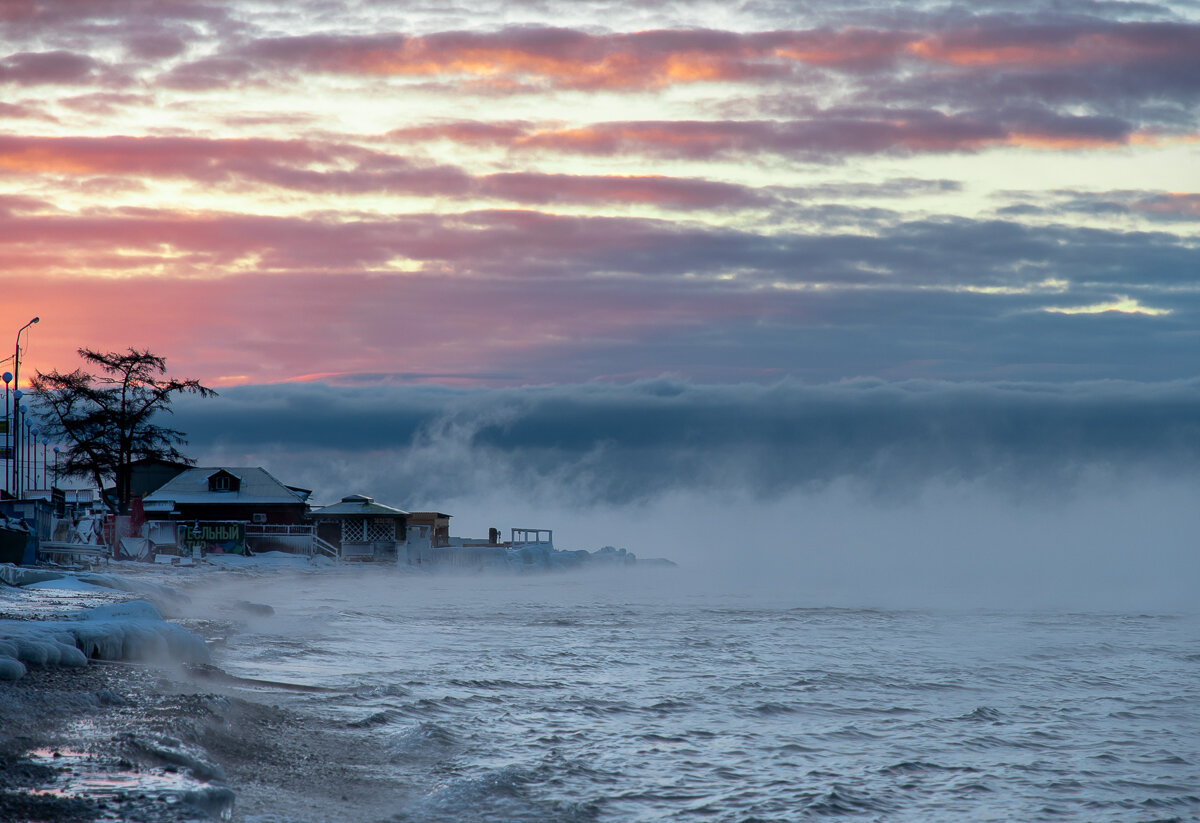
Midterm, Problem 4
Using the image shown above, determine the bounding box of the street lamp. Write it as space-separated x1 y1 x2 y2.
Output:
40 437 47 490
12 317 38 498
9 388 19 495
29 427 38 492
20 415 29 497
1 372 9 495
53 445 59 490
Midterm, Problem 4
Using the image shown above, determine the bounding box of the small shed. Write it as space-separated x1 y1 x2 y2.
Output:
406 511 451 547
309 494 409 562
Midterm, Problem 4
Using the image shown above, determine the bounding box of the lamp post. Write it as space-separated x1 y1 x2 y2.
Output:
2 372 9 495
40 437 47 491
9 389 19 495
12 317 38 498
20 414 29 497
53 446 59 490
29 427 38 492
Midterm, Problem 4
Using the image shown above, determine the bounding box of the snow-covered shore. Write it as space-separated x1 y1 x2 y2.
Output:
0 556 329 820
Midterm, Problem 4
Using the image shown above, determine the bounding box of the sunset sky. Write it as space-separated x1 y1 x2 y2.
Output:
5 1 1200 587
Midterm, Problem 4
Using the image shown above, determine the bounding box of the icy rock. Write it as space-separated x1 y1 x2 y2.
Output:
0 599 209 679
124 734 227 782
0 565 66 587
63 601 210 664
0 655 25 680
23 577 112 593
9 636 88 667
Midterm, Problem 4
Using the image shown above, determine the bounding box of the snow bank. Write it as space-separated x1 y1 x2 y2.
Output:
0 599 210 681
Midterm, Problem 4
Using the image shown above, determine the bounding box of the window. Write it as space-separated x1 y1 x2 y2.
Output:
207 471 240 492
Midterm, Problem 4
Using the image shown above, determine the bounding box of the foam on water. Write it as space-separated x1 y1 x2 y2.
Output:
196 569 1199 822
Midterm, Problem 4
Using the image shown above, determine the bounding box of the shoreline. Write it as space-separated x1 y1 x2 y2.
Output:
1 556 679 821
0 562 368 822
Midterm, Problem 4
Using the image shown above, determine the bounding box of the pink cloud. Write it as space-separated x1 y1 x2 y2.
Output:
1131 193 1200 218
508 113 1130 159
0 50 99 84
0 99 55 120
477 173 764 209
908 22 1200 69
158 21 1200 95
4 271 780 387
0 135 764 208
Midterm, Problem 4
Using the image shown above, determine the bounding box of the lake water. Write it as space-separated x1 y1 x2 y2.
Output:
203 568 1200 822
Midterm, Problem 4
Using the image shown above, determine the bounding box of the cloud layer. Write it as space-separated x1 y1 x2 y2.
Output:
169 378 1200 508
4 1 1200 503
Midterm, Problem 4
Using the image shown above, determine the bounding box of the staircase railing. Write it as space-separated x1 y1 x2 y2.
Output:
312 535 340 560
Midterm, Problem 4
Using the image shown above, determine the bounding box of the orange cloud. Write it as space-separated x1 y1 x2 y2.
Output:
1005 132 1128 150
0 135 338 178
908 24 1200 68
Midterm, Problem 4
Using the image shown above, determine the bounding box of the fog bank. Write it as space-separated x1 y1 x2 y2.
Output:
169 378 1200 610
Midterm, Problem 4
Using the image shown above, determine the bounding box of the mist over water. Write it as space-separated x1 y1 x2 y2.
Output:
169 379 1200 818
191 568 1200 822
423 473 1200 613
178 379 1200 611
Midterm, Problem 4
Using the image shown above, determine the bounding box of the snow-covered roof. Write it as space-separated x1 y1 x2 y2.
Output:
143 467 307 506
310 494 409 518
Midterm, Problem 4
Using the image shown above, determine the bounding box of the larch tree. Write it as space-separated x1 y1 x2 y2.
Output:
32 348 217 513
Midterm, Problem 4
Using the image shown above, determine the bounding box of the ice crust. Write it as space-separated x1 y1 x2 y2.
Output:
21 577 112 593
0 599 210 680
0 562 193 614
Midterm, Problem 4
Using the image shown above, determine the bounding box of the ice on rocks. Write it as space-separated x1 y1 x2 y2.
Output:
0 652 25 680
1 564 192 614
0 564 68 587
0 599 209 679
21 577 113 593
63 600 210 664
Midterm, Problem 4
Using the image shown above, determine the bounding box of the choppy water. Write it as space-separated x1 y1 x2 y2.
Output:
209 569 1200 822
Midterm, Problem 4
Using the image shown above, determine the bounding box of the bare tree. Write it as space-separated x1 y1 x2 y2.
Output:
32 348 216 513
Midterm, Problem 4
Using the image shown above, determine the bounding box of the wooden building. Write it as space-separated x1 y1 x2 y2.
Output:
308 494 408 561
406 511 451 547
142 467 310 525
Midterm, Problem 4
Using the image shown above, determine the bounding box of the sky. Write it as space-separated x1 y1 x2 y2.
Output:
4 0 1200 605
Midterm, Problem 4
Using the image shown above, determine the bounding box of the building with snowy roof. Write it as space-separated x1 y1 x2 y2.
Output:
142 467 311 526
